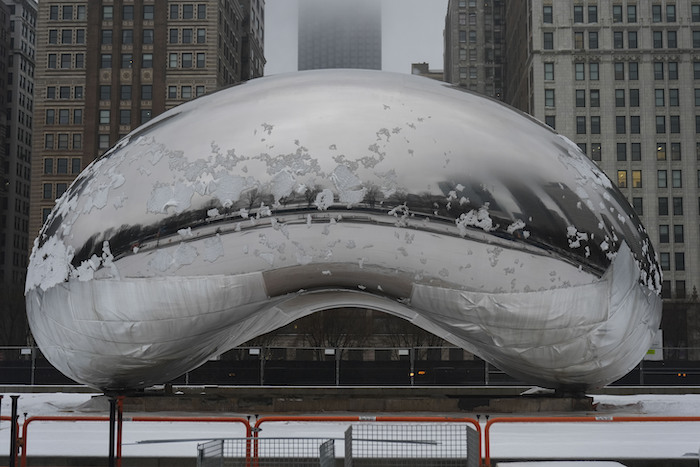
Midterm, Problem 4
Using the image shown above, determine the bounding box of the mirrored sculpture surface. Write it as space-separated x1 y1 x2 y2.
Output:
26 70 662 391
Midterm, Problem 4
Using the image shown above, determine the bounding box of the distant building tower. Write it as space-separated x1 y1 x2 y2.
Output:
0 0 37 285
298 0 381 71
444 0 504 99
411 62 444 82
29 1 263 242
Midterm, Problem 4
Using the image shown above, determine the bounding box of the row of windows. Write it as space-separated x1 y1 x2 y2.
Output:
169 4 207 20
575 141 700 163
167 84 206 100
42 182 68 201
98 52 207 69
659 252 686 272
616 169 684 189
46 85 82 100
169 27 207 44
560 60 696 82
543 30 700 50
98 108 151 126
543 4 700 24
659 224 685 243
660 280 686 299
44 133 82 150
47 52 84 69
100 53 153 69
102 5 155 22
48 4 86 21
99 84 153 101
45 108 83 125
574 115 682 135
102 29 154 45
48 28 84 45
43 157 81 175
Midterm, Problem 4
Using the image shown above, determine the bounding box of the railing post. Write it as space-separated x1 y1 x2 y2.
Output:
10 395 19 467
259 347 265 386
335 348 340 386
484 361 490 386
108 397 116 467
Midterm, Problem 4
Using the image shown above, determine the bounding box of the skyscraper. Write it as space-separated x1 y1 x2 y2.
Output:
444 0 504 99
0 0 37 286
29 1 264 241
298 0 381 71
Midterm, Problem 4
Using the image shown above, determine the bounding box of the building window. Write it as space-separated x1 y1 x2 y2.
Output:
669 62 678 80
660 253 670 271
588 5 597 23
655 89 665 106
144 5 155 20
102 29 112 45
141 109 152 124
100 85 111 100
574 31 584 49
196 85 206 97
48 54 57 68
629 62 638 80
588 31 598 49
615 116 626 134
614 31 623 49
675 252 685 271
673 196 683 215
652 4 662 23
103 6 114 20
72 134 82 149
120 85 132 100
121 54 133 69
71 158 81 174
614 62 624 80
142 53 153 68
169 53 178 68
197 28 206 43
667 4 676 22
469 31 476 43
182 28 193 43
574 5 584 23
576 116 586 134
668 30 677 48
101 54 112 69
168 86 177 98
656 116 666 133
659 197 669 215
589 63 599 80
674 225 684 243
659 225 669 243
672 170 682 188
169 4 178 19
591 143 601 161
617 170 628 188
198 4 207 19
544 62 554 80
543 32 553 49
654 62 664 80
119 109 131 125
75 53 84 68
631 143 641 161
617 143 627 161
45 109 55 124
44 158 53 174
653 31 663 48
575 89 585 107
62 5 72 20
658 170 667 188
98 134 110 149
44 134 54 149
670 116 680 133
42 184 52 200
61 29 71 44
670 143 681 161
632 170 642 188
657 143 667 160
141 85 153 100
544 89 555 107
544 115 556 129
99 110 110 124
183 4 194 19
182 53 193 68
197 53 205 68
575 63 584 80
123 5 134 20
629 89 640 106
182 86 192 99
49 5 59 20
632 197 643 215
693 4 700 22
628 31 638 48
676 281 686 299
169 29 178 43
58 109 69 124
58 134 69 149
60 53 71 69
613 5 623 22
122 29 133 44
49 29 58 44
615 89 625 107
669 89 679 106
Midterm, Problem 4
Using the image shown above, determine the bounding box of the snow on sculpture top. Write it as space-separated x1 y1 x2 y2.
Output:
26 70 662 391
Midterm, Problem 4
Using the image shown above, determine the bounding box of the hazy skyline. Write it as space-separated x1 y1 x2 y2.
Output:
264 0 449 75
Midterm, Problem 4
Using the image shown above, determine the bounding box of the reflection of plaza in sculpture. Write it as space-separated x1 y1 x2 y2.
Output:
25 70 662 391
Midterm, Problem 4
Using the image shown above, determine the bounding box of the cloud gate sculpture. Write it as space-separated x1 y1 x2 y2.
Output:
26 70 662 392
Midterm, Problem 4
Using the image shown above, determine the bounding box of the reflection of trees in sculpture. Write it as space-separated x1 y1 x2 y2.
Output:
382 317 446 361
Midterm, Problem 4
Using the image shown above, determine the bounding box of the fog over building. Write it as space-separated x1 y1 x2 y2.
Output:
298 0 381 71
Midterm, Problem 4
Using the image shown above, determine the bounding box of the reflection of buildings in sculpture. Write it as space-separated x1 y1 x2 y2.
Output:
499 1 698 303
0 0 37 286
29 0 265 242
298 0 381 71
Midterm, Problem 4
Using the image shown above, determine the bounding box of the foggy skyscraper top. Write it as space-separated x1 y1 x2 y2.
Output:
298 0 382 71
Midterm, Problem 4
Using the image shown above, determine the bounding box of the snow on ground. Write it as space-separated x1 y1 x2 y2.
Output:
2 391 700 461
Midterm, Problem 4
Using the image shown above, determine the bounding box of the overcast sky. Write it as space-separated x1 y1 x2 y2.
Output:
264 0 449 75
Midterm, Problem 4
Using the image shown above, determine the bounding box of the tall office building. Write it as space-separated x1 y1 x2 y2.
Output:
503 1 700 303
444 0 504 100
29 1 264 241
0 0 36 285
298 0 381 71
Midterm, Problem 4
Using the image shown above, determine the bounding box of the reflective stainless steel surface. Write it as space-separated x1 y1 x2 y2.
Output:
26 70 662 391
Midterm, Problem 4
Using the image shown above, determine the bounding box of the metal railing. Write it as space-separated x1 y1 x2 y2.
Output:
0 345 698 387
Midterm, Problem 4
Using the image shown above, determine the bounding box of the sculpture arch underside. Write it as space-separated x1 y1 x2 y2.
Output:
25 70 661 391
